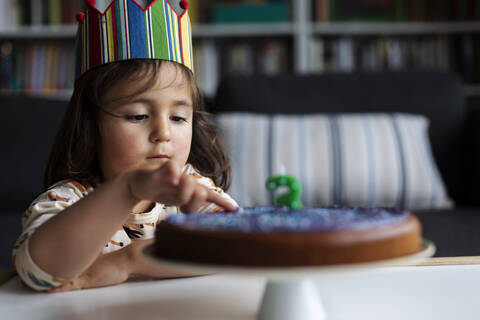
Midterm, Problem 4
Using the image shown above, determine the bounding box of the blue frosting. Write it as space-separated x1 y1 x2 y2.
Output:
165 206 409 233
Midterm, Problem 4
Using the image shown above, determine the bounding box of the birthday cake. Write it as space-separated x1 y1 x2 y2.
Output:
154 206 422 267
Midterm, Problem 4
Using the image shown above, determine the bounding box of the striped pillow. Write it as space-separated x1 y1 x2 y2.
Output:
216 113 453 210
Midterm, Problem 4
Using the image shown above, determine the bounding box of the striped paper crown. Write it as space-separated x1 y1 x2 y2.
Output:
75 0 193 78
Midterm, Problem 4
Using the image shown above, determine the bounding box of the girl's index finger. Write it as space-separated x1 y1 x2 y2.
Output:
206 189 238 212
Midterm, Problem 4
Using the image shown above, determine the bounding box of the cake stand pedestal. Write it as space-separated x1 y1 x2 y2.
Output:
258 279 325 320
144 240 435 320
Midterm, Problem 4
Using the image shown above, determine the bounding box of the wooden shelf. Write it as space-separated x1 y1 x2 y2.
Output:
0 89 72 100
0 23 295 40
3 85 480 100
312 22 480 35
0 25 77 39
5 22 480 40
193 23 294 38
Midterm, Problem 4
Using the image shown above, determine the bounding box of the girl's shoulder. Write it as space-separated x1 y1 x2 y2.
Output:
22 180 95 225
46 179 95 199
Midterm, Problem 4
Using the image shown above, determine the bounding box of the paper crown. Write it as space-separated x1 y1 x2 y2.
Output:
75 0 193 78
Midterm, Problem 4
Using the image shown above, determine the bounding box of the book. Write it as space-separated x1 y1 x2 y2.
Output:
461 34 475 82
314 0 330 22
310 37 325 73
0 1 7 30
337 37 355 72
427 0 449 21
258 40 287 75
386 38 404 70
212 2 290 23
331 0 406 22
30 0 43 25
227 43 255 75
193 40 219 97
49 0 62 25
0 42 13 89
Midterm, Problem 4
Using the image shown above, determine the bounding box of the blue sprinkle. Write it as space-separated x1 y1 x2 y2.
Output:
164 206 409 234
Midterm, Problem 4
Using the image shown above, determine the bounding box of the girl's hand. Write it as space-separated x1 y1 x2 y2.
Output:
47 240 201 293
47 247 130 293
126 239 206 279
126 161 237 213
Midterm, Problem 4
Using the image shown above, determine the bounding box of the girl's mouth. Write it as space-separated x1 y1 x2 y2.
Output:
147 155 170 159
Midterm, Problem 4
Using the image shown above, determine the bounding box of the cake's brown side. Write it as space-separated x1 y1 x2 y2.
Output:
154 214 422 266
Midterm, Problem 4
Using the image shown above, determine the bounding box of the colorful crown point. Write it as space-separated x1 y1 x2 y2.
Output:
76 0 194 78
180 0 189 9
266 175 303 210
76 12 85 23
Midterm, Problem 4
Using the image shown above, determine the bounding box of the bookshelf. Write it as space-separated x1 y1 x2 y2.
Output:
311 22 480 35
1 0 480 100
0 25 78 39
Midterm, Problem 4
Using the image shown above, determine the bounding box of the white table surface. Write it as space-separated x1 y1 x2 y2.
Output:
1 264 479 320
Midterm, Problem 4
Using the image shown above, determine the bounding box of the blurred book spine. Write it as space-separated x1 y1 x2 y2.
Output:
211 0 290 23
313 0 480 22
194 40 220 97
0 41 75 97
0 0 83 29
193 38 291 96
0 42 13 90
313 0 330 22
330 0 405 22
309 35 454 74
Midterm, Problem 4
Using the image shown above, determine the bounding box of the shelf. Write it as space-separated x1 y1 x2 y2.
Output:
312 22 480 36
0 25 77 39
0 89 72 100
0 23 295 40
3 22 480 40
193 23 294 38
3 85 480 100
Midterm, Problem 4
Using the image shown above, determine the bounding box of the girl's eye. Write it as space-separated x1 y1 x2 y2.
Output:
125 115 149 122
170 116 188 123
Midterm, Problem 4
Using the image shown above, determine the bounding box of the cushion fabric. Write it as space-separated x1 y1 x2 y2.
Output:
216 112 452 210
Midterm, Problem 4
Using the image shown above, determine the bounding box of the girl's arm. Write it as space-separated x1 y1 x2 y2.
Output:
125 239 204 279
47 239 202 293
28 172 138 279
29 161 236 280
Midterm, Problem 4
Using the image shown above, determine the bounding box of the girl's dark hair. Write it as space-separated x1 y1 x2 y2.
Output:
44 60 231 191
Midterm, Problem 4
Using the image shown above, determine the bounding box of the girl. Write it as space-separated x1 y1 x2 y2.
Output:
12 0 237 292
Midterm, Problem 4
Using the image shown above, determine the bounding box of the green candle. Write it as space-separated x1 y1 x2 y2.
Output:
265 175 303 210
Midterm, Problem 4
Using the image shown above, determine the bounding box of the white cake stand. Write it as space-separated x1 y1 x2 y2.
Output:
144 240 435 320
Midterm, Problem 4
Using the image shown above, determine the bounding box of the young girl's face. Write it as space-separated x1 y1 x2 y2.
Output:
97 63 193 181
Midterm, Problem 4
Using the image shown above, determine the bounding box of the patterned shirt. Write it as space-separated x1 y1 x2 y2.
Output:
12 164 237 291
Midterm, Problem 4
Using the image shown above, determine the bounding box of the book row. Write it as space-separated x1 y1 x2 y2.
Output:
313 0 480 22
0 0 83 29
0 42 76 97
2 0 480 29
1 35 479 98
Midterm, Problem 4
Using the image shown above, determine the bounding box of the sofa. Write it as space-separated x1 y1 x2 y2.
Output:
212 70 480 258
1 70 479 268
0 96 67 268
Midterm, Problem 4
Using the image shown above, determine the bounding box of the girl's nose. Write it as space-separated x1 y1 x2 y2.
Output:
150 118 171 143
